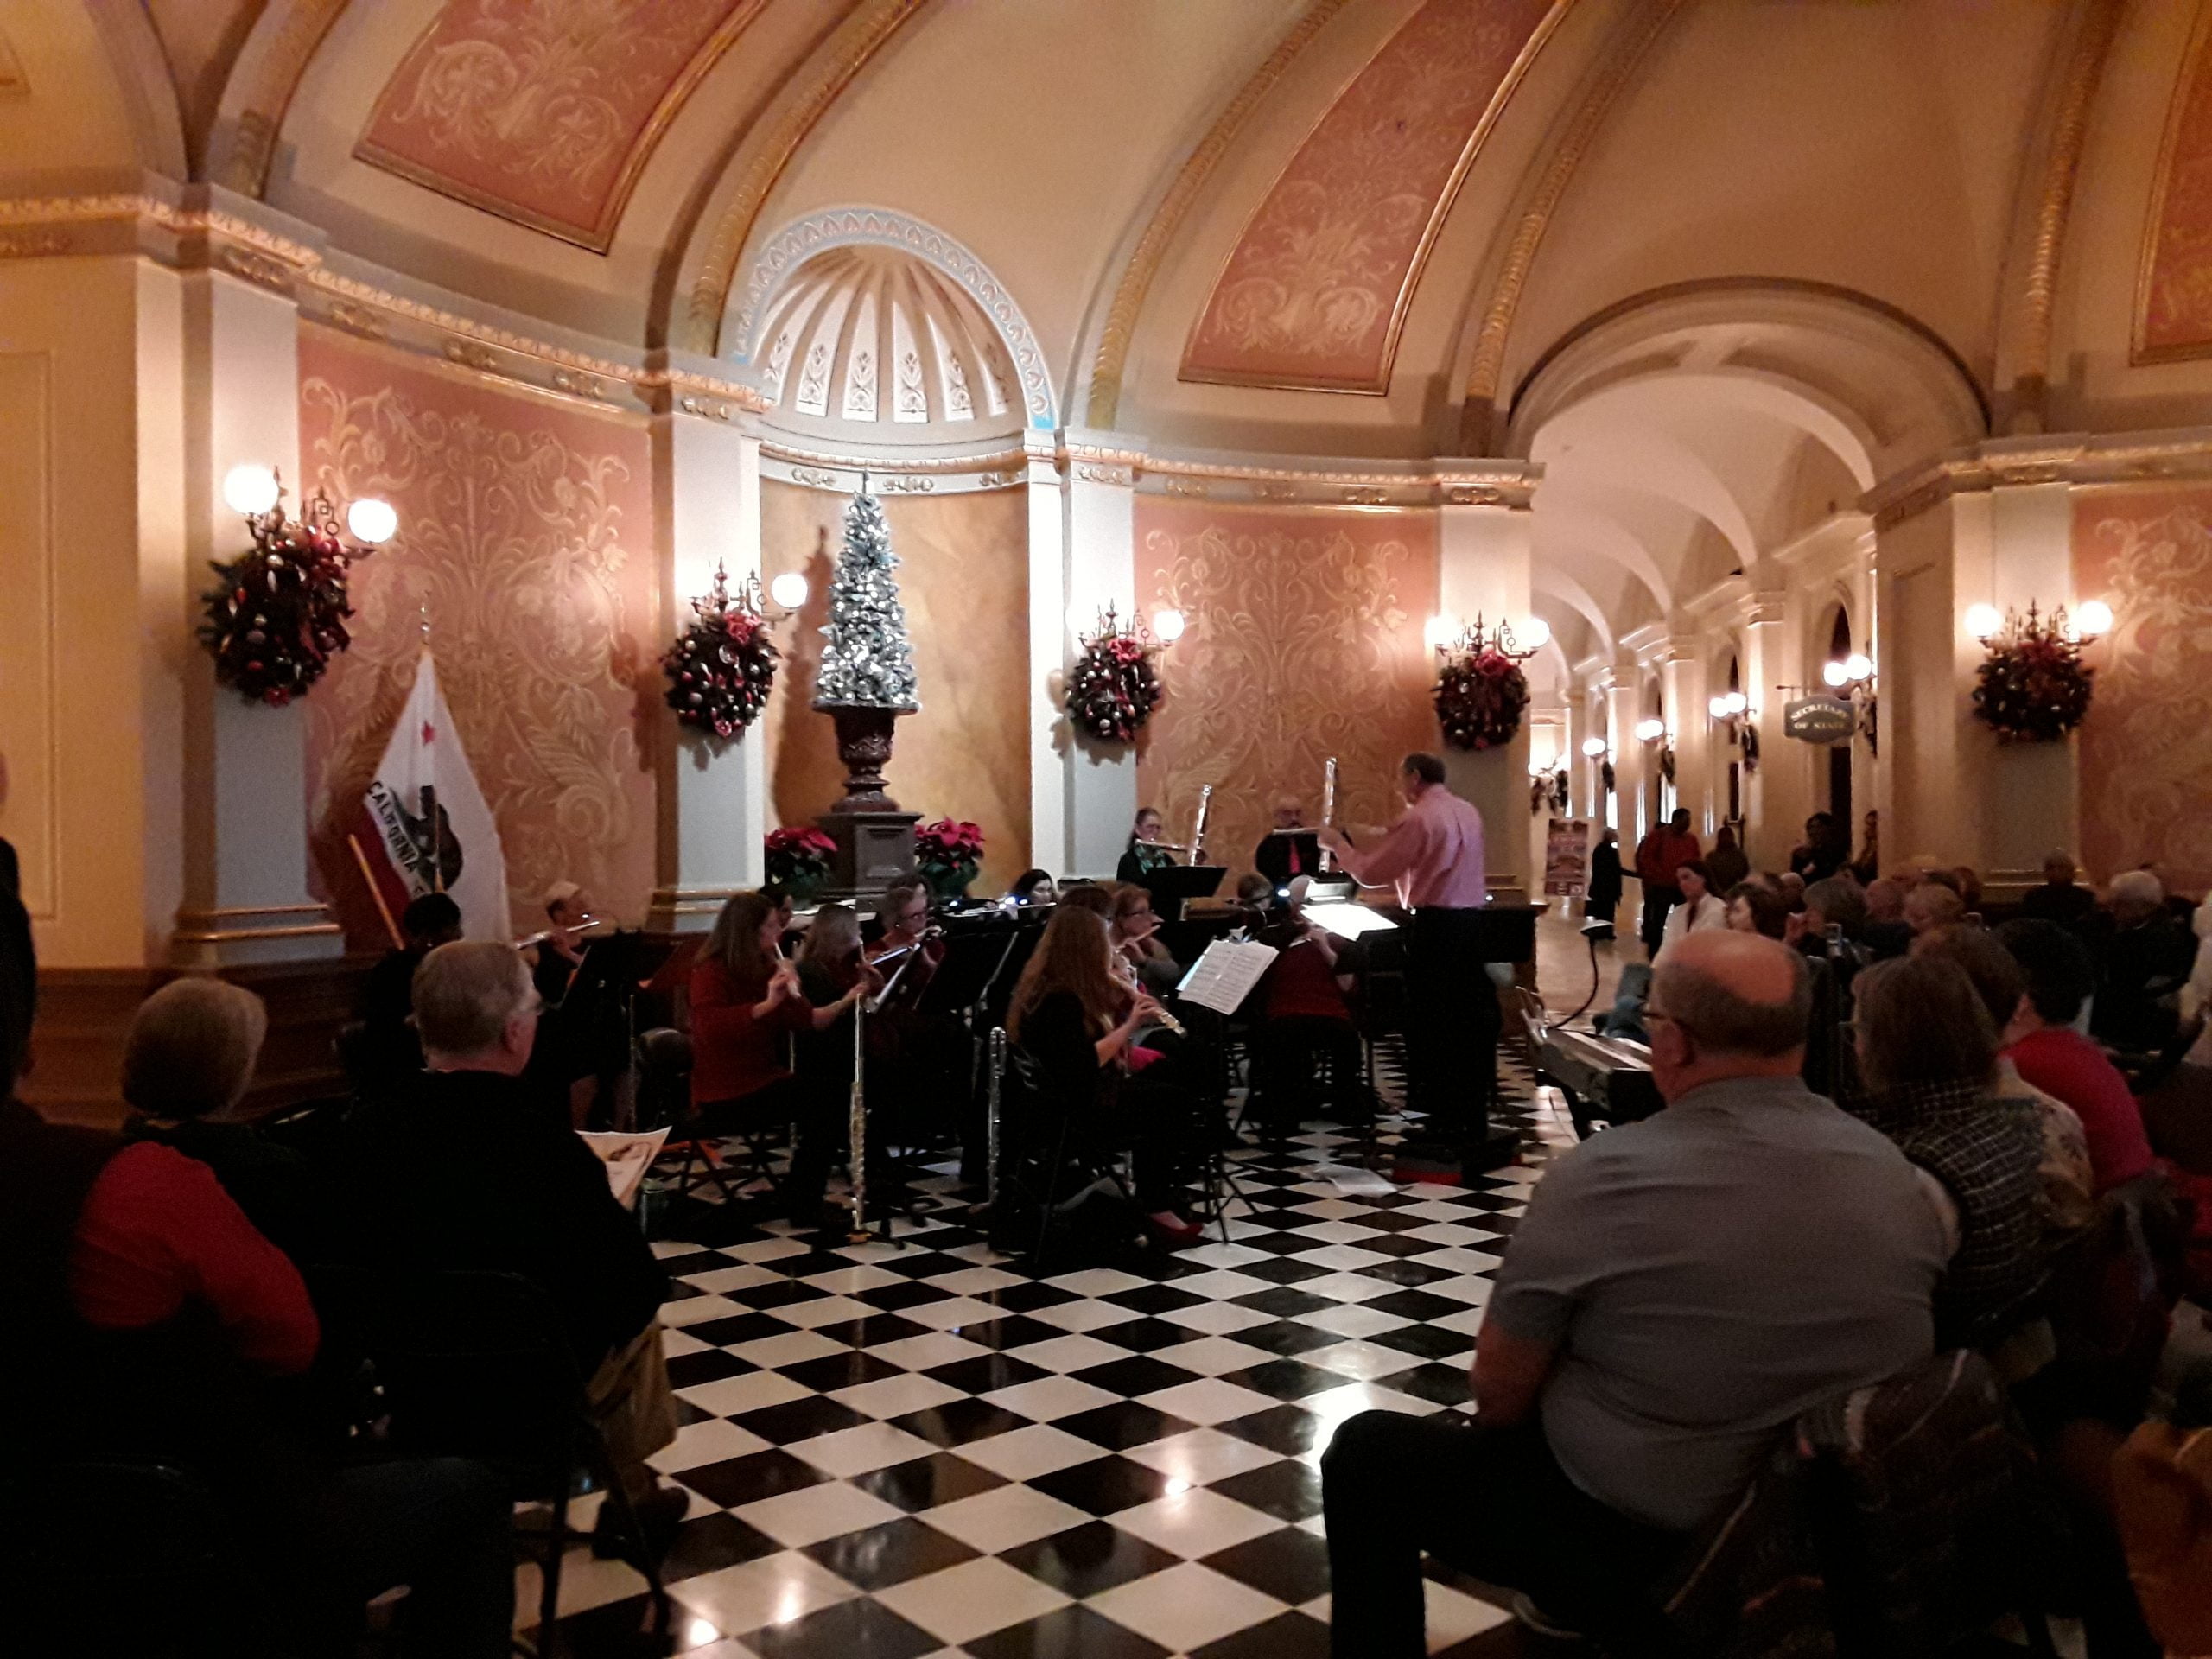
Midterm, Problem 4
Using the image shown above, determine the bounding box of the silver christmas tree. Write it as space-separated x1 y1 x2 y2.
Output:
812 487 920 710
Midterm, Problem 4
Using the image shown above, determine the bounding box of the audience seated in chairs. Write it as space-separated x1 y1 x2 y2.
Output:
690 890 871 1226
1863 875 1914 959
1904 879 1967 938
1849 955 2049 1348
0 971 512 1655
1722 880 1789 939
1007 905 1204 1244
336 940 690 1566
1321 932 1944 1655
120 977 321 1265
2094 870 2197 1053
353 891 463 1090
1997 919 2158 1197
1656 859 1727 954
2021 849 2102 932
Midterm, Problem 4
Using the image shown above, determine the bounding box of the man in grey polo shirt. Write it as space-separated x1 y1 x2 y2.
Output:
1321 931 1945 1656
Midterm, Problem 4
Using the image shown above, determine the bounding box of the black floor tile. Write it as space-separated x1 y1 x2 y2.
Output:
739 1592 939 1659
1234 1255 1338 1284
1214 1357 1345 1402
1201 1525 1331 1604
1215 1404 1329 1457
661 1510 783 1583
965 1604 1170 1659
1026 1453 1175 1516
799 1514 980 1591
777 1349 910 1392
1210 1458 1324 1522
853 1279 963 1313
522 1591 683 1657
1101 1282 1207 1315
676 1447 831 1509
998 1519 1184 1599
1361 1287 1475 1325
1382 1361 1473 1408
1189 1610 1332 1659
1084 1314 1203 1354
1230 1319 1346 1359
1353 1256 1463 1287
664 1347 754 1390
734 1395 874 1445
888 1397 1032 1448
1069 1354 1201 1398
956 1313 1069 1351
805 1313 934 1350
923 1352 1049 1395
976 1280 1079 1313
851 1450 1007 1512
1053 1401 1198 1452
1230 1286 1338 1319
1368 1321 1475 1363
730 1276 828 1310
683 1310 803 1347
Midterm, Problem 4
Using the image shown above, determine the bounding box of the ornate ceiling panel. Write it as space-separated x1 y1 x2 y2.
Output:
353 0 768 252
1179 0 1565 395
2136 0 2212 362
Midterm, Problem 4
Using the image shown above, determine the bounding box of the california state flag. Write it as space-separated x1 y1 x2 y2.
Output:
353 651 511 943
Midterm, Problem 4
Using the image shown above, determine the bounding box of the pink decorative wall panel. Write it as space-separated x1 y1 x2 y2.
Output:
1134 500 1439 879
2138 3 2212 361
2073 487 2212 891
1179 0 1558 392
355 0 764 251
297 327 659 944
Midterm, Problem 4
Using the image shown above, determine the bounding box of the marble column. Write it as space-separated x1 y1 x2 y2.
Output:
645 405 767 932
1977 477 2080 900
1053 431 1144 879
1657 645 1707 836
1738 596 1797 873
1024 429 1069 876
172 247 342 967
1606 669 1644 852
1437 478 1537 902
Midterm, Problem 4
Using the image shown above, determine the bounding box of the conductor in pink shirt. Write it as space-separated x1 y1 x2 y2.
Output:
1319 753 1513 1173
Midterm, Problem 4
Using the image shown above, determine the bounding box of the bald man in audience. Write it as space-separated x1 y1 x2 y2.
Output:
1322 933 1942 1655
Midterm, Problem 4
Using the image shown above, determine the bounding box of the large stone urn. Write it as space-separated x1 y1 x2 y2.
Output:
815 702 918 899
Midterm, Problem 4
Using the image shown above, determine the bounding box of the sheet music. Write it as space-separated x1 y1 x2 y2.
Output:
579 1128 669 1210
1174 938 1279 1015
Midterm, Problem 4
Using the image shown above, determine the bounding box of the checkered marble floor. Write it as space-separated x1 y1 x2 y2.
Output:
532 1051 1580 1658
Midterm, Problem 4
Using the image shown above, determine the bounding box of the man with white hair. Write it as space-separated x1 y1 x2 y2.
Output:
2093 869 2195 1051
339 941 687 1563
1321 933 1942 1652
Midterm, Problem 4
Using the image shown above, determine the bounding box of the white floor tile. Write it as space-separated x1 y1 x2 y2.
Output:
1122 1427 1287 1486
1147 1336 1276 1376
1294 1303 1411 1339
1025 1298 1141 1334
786 1421 941 1478
874 1555 1072 1644
1003 1332 1137 1374
867 1332 992 1372
677 1370 813 1418
669 1551 855 1637
918 1484 1090 1554
955 1422 1111 1480
650 1415 772 1474
661 1294 747 1329
1086 1560 1288 1652
827 1371 968 1421
734 1481 906 1548
982 1374 1122 1421
728 1330 847 1370
1135 1377 1281 1426
1157 1300 1276 1335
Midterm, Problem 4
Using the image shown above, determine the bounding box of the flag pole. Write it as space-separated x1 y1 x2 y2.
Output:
419 607 443 894
348 833 404 949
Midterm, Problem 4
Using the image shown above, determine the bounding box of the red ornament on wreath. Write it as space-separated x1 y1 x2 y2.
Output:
663 563 779 740
1065 603 1166 744
1971 602 2094 743
1433 645 1530 751
198 478 378 706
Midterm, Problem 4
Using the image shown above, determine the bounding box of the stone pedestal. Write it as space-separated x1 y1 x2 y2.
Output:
818 809 921 900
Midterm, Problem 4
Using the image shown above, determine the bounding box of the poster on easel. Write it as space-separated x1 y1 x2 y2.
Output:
1545 818 1591 897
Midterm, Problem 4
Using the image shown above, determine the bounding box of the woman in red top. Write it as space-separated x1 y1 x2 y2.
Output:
691 891 872 1223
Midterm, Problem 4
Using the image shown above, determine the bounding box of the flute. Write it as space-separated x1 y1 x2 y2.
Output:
1320 756 1338 873
1191 784 1214 864
847 987 870 1241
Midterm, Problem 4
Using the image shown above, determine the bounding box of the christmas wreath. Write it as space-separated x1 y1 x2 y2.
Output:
664 564 779 739
198 490 367 707
1972 607 2094 743
1065 606 1166 743
1433 647 1529 751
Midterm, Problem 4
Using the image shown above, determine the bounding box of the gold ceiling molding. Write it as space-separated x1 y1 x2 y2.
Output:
1456 0 1683 452
2133 0 2212 364
678 0 930 355
760 440 1026 474
1865 432 2212 531
0 192 765 416
1081 0 1353 429
2005 0 2126 416
207 0 351 196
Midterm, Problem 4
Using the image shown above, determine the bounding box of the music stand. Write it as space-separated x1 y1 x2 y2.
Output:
1141 864 1228 921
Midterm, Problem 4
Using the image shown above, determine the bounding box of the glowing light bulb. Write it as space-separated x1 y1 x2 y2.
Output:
1964 603 2003 642
1423 613 1461 652
1726 691 1748 715
222 463 280 517
1843 652 1872 683
770 571 810 610
2073 600 2112 639
1708 696 1730 721
1821 659 1849 688
346 497 397 545
1152 607 1185 643
1635 718 1665 743
1518 614 1551 651
1581 735 1608 758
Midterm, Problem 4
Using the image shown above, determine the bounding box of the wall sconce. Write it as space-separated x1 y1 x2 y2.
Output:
1708 690 1758 772
1816 652 1878 753
1968 600 2108 646
769 570 810 612
1429 611 1544 661
1151 608 1185 644
1580 734 1609 759
1633 717 1666 743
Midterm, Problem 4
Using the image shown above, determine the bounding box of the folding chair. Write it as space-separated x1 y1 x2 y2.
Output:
633 1027 784 1211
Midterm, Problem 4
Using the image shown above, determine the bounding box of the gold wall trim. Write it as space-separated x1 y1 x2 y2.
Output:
1865 431 2212 531
1082 0 1352 429
1457 0 1681 451
761 440 1026 474
680 0 930 354
352 0 771 256
1178 0 1575 397
208 0 352 196
2132 0 2212 365
2009 0 2126 405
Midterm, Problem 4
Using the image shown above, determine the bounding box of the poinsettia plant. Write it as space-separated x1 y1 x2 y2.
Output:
764 826 836 893
915 818 984 896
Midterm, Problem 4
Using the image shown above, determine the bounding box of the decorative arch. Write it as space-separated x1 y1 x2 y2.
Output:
728 207 1058 431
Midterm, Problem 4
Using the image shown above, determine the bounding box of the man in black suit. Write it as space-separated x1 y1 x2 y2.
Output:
1253 798 1321 892
339 942 685 1560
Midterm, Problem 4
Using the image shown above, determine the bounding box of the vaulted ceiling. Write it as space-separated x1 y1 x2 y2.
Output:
18 0 2212 665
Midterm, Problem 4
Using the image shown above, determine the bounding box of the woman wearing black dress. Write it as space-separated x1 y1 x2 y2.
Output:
1586 827 1623 930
